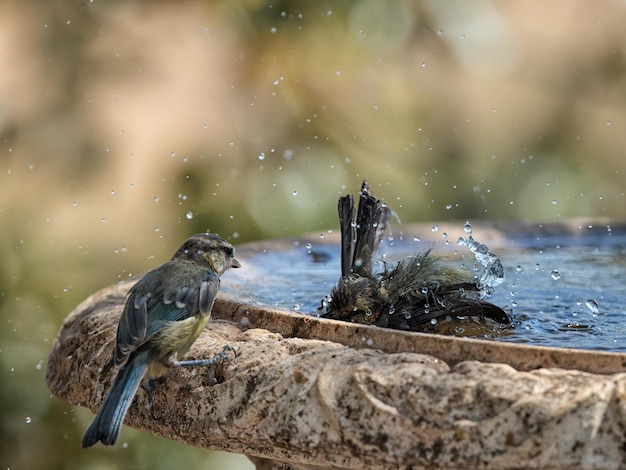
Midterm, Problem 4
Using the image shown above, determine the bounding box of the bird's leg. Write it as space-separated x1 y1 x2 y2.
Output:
178 345 237 368
142 378 159 419
177 345 237 385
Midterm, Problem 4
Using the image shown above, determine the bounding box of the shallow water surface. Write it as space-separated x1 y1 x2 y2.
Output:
223 230 626 352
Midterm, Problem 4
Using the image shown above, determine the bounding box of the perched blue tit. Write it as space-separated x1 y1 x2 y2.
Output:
320 180 510 333
82 233 240 448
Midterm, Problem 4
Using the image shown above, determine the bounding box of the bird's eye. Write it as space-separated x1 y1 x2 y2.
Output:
223 246 234 256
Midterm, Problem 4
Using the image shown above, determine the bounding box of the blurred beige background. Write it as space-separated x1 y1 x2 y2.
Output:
1 1 625 468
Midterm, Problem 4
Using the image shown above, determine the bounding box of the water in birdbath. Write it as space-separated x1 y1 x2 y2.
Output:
222 222 626 352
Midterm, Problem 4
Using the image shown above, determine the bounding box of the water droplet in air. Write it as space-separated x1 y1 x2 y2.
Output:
550 269 561 280
305 243 312 250
463 222 472 235
25 417 31 424
585 299 599 314
431 225 439 232
185 211 193 220
258 152 265 161
292 190 298 196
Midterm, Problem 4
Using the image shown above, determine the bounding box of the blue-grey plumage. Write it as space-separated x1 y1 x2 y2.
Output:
82 233 240 448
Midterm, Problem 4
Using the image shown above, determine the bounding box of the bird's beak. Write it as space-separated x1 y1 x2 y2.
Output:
230 258 242 269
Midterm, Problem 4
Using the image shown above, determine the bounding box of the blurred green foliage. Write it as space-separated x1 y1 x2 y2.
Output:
1 0 625 468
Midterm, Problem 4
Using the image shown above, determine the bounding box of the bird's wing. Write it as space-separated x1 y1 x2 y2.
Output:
338 194 356 277
114 269 220 366
114 290 149 366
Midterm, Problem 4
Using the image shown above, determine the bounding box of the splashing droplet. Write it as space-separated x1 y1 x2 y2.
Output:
550 269 561 280
457 229 505 296
585 299 599 314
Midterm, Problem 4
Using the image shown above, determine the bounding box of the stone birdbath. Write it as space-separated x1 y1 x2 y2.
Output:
46 217 626 470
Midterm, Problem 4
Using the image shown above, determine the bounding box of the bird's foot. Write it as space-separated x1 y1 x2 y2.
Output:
178 345 237 385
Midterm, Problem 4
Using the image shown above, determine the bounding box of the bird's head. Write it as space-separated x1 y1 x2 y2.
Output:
173 233 241 275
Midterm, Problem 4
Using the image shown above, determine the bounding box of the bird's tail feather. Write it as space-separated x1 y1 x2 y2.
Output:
81 354 148 448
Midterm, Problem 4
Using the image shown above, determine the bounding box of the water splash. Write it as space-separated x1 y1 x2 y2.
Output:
457 222 505 297
318 295 331 316
585 299 600 314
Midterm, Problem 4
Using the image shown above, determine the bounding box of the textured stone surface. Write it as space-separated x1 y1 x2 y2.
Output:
47 278 626 469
